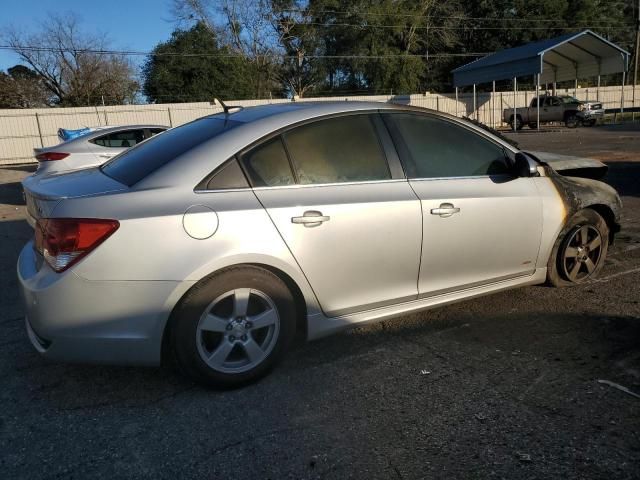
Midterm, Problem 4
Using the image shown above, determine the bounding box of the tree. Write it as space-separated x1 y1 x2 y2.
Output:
172 0 282 98
0 65 50 108
143 22 255 102
4 13 138 106
151 0 640 99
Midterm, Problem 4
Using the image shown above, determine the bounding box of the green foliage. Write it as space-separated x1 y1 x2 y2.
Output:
143 22 255 103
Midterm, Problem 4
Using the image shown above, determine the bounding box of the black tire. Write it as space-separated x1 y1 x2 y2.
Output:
171 266 297 388
547 209 609 287
564 112 579 128
584 119 596 127
509 115 523 131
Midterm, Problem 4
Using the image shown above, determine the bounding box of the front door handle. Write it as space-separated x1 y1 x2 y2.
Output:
430 203 460 218
291 210 330 227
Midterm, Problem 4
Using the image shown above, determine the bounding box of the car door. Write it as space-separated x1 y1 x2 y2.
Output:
383 112 543 297
542 97 562 122
243 113 423 317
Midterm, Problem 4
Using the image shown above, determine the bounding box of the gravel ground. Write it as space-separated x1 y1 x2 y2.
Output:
1 125 639 479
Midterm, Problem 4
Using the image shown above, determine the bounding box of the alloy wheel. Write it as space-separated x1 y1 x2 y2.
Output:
196 288 280 374
561 225 603 282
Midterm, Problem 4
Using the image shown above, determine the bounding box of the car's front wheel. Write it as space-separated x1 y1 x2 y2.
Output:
171 266 297 387
547 209 609 287
564 113 579 128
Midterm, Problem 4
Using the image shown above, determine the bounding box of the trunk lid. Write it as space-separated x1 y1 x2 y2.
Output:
22 167 127 227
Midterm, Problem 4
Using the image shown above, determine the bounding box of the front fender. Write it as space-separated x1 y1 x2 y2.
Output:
547 168 622 227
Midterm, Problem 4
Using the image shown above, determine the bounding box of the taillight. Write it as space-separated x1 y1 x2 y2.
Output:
35 218 119 272
35 152 70 162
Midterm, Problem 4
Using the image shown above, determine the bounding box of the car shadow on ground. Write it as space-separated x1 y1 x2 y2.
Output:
604 162 640 197
0 182 27 206
0 164 37 174
5 309 639 408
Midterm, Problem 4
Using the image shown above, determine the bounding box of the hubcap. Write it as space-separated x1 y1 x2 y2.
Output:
561 225 603 282
195 288 280 374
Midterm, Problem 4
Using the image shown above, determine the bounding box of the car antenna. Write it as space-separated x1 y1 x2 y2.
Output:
215 98 243 114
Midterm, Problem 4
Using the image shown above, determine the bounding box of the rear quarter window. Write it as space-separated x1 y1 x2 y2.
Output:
101 117 241 186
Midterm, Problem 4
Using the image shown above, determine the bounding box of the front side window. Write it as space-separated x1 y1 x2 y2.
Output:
283 114 390 185
384 114 510 179
93 129 145 148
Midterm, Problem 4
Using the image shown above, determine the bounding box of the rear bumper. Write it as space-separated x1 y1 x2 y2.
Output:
18 241 192 366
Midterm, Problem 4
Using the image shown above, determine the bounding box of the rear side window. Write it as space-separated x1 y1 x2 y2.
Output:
93 129 145 148
384 114 510 179
147 128 166 139
102 117 241 186
198 158 249 190
241 137 295 187
283 115 390 185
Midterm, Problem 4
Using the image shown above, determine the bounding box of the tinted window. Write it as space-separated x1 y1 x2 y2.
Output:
384 114 510 178
283 115 390 184
93 129 145 148
148 128 166 137
200 158 249 190
241 137 295 187
102 117 241 186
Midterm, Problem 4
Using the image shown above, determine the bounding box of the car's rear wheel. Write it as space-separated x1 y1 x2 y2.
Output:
172 266 296 387
584 119 597 127
509 115 523 131
547 209 609 287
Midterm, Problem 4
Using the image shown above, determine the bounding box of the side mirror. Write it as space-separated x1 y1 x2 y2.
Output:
513 152 539 177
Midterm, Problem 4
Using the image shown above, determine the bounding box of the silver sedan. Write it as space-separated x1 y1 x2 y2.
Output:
32 124 168 176
18 102 621 387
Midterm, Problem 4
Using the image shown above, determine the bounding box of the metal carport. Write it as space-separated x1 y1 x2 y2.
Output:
451 30 630 131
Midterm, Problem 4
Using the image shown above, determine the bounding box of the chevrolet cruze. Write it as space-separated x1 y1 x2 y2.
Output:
18 102 622 387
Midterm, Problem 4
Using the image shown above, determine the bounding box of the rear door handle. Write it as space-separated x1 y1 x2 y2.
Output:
291 210 330 227
430 203 460 218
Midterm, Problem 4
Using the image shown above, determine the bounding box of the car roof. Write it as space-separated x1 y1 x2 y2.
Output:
137 101 517 189
212 101 406 125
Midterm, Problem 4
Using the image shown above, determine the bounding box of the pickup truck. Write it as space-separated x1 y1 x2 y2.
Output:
503 95 604 130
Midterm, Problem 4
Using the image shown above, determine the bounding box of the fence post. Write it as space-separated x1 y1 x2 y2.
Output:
436 96 440 112
167 107 173 127
95 106 102 126
34 113 44 147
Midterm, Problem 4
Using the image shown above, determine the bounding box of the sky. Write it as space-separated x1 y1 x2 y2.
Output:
0 0 177 70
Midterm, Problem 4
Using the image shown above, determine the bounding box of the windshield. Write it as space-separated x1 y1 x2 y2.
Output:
560 96 580 104
101 116 242 186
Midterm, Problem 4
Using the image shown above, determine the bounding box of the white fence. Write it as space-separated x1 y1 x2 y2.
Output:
0 85 636 165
